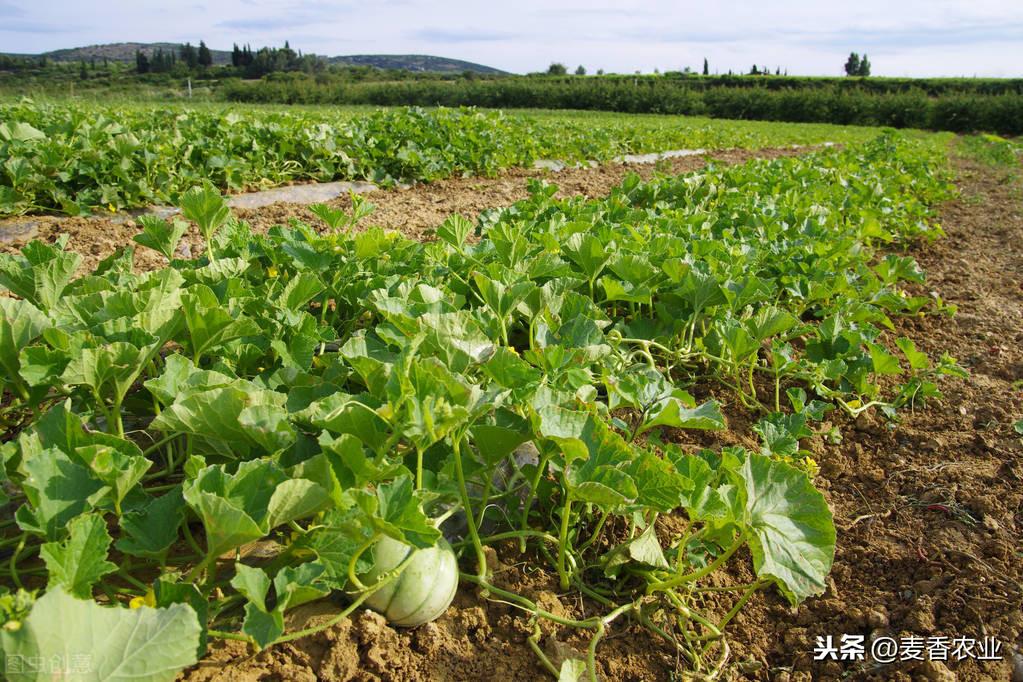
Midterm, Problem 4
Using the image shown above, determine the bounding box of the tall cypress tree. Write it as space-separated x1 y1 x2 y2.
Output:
858 54 871 76
844 52 861 76
198 40 212 67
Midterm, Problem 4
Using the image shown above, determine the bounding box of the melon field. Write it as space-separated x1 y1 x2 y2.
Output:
0 104 1020 682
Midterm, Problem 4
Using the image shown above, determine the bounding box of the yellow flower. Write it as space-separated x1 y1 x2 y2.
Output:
268 266 279 278
129 589 156 609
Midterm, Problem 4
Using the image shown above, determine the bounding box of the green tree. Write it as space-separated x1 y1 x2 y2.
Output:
180 42 199 69
844 52 861 76
703 57 709 75
858 54 871 76
574 65 586 75
135 50 150 74
547 62 567 75
198 41 213 68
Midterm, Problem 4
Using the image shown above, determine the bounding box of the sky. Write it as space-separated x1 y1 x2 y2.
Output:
1 0 1021 77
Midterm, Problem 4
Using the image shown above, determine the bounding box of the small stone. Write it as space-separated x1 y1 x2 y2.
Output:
919 660 956 682
739 659 763 675
412 622 443 655
866 609 889 629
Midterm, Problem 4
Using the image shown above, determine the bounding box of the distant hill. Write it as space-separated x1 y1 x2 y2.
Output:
5 42 507 74
26 42 234 65
327 54 506 74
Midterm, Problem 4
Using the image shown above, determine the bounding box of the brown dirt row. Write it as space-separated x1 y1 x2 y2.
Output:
0 147 807 274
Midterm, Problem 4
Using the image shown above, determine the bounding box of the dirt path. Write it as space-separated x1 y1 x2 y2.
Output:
0 147 806 274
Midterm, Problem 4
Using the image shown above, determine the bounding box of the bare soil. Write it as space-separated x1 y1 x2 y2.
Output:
6 148 1021 681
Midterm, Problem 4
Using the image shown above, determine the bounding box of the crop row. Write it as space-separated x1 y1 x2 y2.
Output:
0 103 882 217
0 133 962 680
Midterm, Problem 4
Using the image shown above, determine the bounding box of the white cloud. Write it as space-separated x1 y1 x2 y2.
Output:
1 0 1021 76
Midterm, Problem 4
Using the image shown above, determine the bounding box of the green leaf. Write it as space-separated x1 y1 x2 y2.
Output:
561 232 609 281
895 337 930 370
60 341 154 407
116 488 185 559
418 311 495 372
75 442 151 513
747 306 798 341
17 448 104 540
265 479 331 530
558 658 588 682
0 589 200 682
604 524 669 577
152 578 209 657
436 214 474 249
179 182 231 247
365 475 441 548
868 342 902 375
569 464 638 507
624 450 692 512
340 333 398 395
0 240 80 311
182 490 264 559
241 603 284 649
273 562 330 611
39 513 117 599
150 383 294 458
276 272 325 311
0 121 46 141
182 293 260 363
296 509 372 587
640 399 726 436
740 453 836 605
297 392 391 454
0 298 49 398
753 413 811 458
678 269 727 313
669 451 732 523
133 215 188 261
470 411 531 466
230 564 271 612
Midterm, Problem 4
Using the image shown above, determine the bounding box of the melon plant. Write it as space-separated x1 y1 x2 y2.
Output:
0 132 961 681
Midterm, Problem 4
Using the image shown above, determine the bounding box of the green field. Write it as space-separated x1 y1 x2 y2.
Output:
0 124 969 679
1 102 901 216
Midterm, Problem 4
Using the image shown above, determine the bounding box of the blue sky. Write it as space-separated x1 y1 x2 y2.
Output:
1 0 1020 76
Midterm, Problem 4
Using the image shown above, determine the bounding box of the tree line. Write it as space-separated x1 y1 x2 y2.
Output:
134 40 324 77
